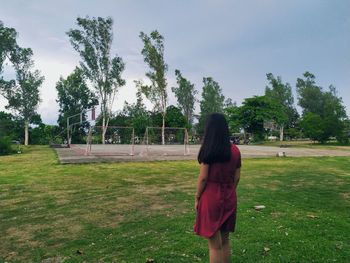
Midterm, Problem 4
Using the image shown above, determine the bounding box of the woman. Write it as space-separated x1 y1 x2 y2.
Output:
194 113 241 263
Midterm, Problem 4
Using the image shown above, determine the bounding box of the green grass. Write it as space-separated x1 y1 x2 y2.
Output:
255 140 350 151
0 146 349 262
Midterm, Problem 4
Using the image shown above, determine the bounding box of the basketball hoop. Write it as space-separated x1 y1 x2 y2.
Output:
263 120 277 130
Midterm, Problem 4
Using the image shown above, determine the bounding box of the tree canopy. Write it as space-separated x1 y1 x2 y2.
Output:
297 72 348 143
172 69 197 126
0 29 44 146
265 73 296 141
198 77 225 133
139 30 168 144
67 16 125 143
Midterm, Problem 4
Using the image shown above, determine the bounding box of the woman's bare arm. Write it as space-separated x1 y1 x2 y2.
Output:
195 163 209 200
233 168 240 189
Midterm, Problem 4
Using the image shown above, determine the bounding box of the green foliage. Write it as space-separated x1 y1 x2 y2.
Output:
0 111 22 141
265 73 297 140
224 104 241 133
67 16 125 136
138 31 168 112
122 90 151 137
300 112 325 142
0 43 44 145
138 31 168 111
165 105 187 128
171 70 197 126
0 21 17 73
284 127 303 140
0 111 62 145
239 96 283 141
30 124 61 145
139 30 168 144
0 136 13 155
56 67 98 127
1 22 44 145
296 72 324 115
56 67 98 143
198 77 225 133
4 47 44 120
297 72 348 143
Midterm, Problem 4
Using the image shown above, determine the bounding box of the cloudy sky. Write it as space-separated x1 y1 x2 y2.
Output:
1 0 349 124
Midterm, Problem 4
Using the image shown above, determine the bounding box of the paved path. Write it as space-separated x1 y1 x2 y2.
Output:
54 144 350 164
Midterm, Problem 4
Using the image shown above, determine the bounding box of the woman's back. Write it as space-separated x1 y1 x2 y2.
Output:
206 144 241 184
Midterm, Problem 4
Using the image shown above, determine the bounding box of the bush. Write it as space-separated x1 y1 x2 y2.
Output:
0 137 14 155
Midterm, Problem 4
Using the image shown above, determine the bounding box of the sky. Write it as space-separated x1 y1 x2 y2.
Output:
0 0 349 125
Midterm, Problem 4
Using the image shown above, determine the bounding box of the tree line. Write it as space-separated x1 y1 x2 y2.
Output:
1 17 349 152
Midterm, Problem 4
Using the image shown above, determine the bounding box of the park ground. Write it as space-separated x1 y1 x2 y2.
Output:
0 146 349 262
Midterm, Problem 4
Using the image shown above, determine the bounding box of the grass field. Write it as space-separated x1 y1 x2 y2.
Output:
255 140 350 151
0 146 349 262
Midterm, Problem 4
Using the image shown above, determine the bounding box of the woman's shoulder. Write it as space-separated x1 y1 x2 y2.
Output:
230 144 241 161
230 143 240 152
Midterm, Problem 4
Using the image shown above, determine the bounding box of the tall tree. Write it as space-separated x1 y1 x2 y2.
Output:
296 72 348 143
67 16 125 144
265 73 295 141
171 69 197 126
0 21 17 74
198 77 225 133
224 102 241 134
165 105 187 128
0 46 44 145
122 89 150 137
139 30 168 145
296 72 324 116
239 95 284 141
56 67 98 143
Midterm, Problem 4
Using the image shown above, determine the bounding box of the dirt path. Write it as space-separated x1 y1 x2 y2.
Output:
54 144 350 164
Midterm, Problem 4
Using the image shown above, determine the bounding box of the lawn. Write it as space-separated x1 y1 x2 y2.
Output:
0 146 349 262
255 140 350 151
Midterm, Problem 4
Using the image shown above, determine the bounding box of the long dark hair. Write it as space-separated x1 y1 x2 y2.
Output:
198 113 231 164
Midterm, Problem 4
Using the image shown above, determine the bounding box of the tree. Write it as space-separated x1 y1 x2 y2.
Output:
122 89 150 137
296 72 324 115
239 96 283 141
171 69 197 126
139 30 168 145
0 22 21 145
300 112 325 142
56 67 98 143
0 46 44 145
67 16 125 144
198 77 225 133
30 118 61 145
0 21 17 74
265 73 296 141
322 86 348 143
284 109 301 140
224 103 241 134
296 72 348 143
165 105 187 128
0 111 22 141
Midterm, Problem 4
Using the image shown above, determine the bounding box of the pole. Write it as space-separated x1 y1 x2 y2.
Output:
146 127 149 156
131 128 135 156
67 117 70 147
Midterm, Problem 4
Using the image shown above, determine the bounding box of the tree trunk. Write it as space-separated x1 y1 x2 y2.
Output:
279 125 284 141
102 115 106 144
24 120 29 146
162 114 165 145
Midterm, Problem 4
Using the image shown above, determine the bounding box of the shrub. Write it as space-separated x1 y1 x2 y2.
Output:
0 137 14 155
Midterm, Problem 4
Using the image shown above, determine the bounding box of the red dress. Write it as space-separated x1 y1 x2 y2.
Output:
194 144 242 238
